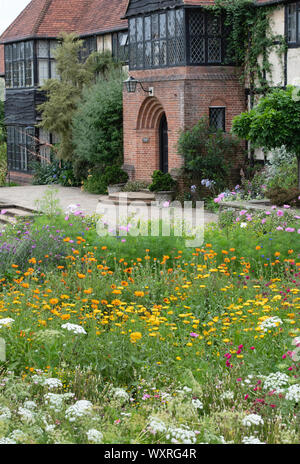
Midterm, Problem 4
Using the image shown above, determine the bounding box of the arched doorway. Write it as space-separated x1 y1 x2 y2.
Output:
159 113 168 173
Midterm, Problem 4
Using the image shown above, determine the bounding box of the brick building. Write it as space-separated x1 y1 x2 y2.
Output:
0 0 299 184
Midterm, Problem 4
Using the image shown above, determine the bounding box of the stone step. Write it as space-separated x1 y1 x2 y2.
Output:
100 192 156 207
0 205 36 225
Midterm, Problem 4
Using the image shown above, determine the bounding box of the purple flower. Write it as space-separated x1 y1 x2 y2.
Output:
285 227 295 232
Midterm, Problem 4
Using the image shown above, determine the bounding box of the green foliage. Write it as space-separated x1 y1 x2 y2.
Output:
31 160 79 187
210 0 286 90
265 187 300 207
38 33 109 161
178 118 241 191
0 101 5 136
83 165 128 194
232 86 300 188
72 68 125 168
122 180 150 192
148 170 177 192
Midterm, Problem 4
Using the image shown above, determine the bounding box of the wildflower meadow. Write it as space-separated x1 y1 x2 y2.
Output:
0 197 299 445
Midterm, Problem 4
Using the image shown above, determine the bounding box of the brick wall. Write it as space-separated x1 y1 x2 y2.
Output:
123 65 247 184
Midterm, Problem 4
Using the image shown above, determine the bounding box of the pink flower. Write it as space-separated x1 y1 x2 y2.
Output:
0 210 7 215
285 227 295 232
277 210 283 217
265 211 271 215
236 378 242 382
239 210 247 216
276 226 283 231
114 419 121 424
244 394 249 400
283 205 290 208
190 332 199 338
261 218 266 224
250 346 255 350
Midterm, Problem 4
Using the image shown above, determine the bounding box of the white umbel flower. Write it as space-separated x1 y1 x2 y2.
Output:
285 384 300 402
0 318 14 327
263 372 290 392
43 378 63 389
0 437 17 444
148 417 167 434
23 401 37 410
86 429 103 443
61 323 87 335
65 400 93 422
0 406 11 421
242 414 264 427
220 391 234 400
112 388 129 402
17 407 36 424
192 398 203 409
242 436 265 444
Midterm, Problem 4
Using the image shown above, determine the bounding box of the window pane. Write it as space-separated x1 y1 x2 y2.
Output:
25 41 33 58
25 60 33 86
12 43 17 60
19 61 25 87
168 10 175 38
38 59 49 85
160 14 166 39
145 16 151 41
13 62 19 87
50 41 58 58
298 9 300 42
144 41 152 67
129 18 136 43
152 14 159 40
159 40 167 65
137 17 143 42
207 14 221 36
5 44 12 61
19 42 24 59
210 108 225 131
288 4 297 42
152 41 159 66
208 38 222 62
137 42 143 67
51 61 59 79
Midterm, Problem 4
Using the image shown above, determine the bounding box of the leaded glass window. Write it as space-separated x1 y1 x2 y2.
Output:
37 40 58 85
129 8 185 70
287 2 300 45
79 36 97 62
188 10 224 65
209 107 226 132
112 31 129 64
6 126 35 171
5 40 33 88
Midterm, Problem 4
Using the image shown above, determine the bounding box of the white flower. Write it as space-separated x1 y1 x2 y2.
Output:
242 414 264 427
192 399 203 409
44 378 63 389
0 437 17 444
148 417 167 434
10 429 27 442
240 222 247 228
17 407 36 424
242 436 265 444
44 392 75 412
86 429 103 443
0 406 11 421
260 316 283 332
0 318 14 327
285 384 300 402
263 372 290 392
112 388 129 402
61 323 87 335
23 401 37 410
65 400 93 422
220 391 234 400
168 425 197 444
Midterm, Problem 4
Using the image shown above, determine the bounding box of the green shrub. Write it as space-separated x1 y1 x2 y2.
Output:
102 165 128 186
31 160 79 186
265 187 300 207
178 117 241 191
0 128 7 186
148 170 177 192
72 68 125 168
122 180 150 192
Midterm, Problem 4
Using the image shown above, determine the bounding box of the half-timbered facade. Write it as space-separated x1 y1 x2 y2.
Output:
0 0 128 182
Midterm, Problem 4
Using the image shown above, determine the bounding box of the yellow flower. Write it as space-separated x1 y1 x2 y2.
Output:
130 332 142 343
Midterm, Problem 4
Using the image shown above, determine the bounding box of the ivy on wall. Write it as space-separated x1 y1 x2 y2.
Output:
207 0 287 94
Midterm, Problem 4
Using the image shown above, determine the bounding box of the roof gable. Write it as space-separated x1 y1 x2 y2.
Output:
0 0 128 44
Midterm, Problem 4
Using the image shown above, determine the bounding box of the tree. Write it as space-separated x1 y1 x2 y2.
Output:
232 86 300 189
38 33 116 161
72 67 125 169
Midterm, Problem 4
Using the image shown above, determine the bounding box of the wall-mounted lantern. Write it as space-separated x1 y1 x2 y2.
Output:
124 76 154 97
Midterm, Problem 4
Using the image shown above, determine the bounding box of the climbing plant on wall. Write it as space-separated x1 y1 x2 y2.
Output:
208 0 287 93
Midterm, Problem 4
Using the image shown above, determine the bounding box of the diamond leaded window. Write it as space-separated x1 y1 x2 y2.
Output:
209 107 226 132
112 31 129 64
128 8 229 70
